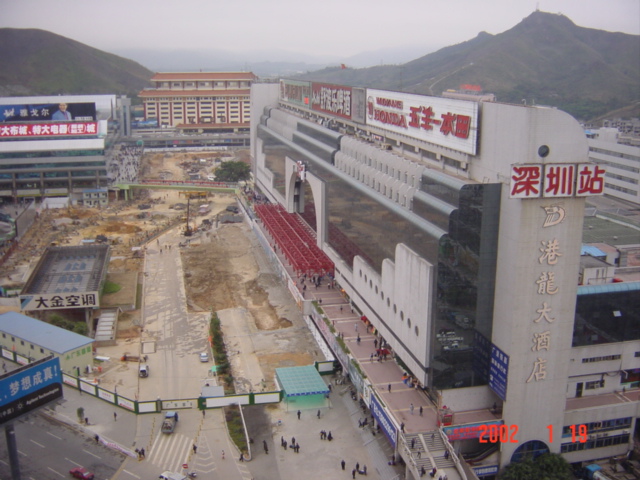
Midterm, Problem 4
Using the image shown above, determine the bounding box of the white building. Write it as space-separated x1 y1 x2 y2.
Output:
250 81 640 475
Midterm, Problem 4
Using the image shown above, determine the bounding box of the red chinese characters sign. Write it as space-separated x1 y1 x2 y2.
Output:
0 122 98 138
510 164 605 199
366 89 478 155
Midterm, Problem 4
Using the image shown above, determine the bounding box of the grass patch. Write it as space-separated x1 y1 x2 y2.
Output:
103 281 122 294
224 405 248 456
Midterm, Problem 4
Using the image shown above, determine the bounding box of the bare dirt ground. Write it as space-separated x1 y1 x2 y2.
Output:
0 148 312 381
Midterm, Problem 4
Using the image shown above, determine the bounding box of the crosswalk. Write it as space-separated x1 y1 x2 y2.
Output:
147 433 193 472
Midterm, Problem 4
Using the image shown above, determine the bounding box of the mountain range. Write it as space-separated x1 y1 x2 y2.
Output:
0 11 637 122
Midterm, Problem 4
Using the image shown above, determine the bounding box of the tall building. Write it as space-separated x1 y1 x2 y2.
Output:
0 95 124 203
250 81 639 474
586 127 640 204
138 72 257 132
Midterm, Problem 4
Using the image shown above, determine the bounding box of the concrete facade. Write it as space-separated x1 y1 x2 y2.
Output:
250 82 639 472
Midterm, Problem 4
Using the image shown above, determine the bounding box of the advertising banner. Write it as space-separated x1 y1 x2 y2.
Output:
311 83 353 120
0 357 62 424
20 291 100 311
0 122 98 138
1 102 97 122
366 89 478 155
369 392 397 447
489 343 509 401
280 80 311 108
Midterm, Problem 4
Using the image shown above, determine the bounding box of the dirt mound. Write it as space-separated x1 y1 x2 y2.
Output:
181 223 284 330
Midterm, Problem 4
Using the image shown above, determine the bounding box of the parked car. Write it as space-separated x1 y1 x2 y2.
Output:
199 352 209 362
70 467 95 480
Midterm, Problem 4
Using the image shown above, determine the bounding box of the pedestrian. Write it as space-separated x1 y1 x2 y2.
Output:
317 410 321 419
357 335 361 344
341 459 346 470
410 403 414 415
221 450 225 460
85 417 89 425
388 384 391 393
297 410 301 420
193 444 197 454
281 435 285 446
140 448 145 458
356 462 360 472
411 438 415 449
284 440 288 450
444 450 449 459
363 465 367 475
291 436 295 446
417 450 421 459
401 422 405 433
113 411 117 421
352 469 357 479
419 405 424 416
202 409 205 417
264 440 269 454
94 434 100 444
239 452 244 462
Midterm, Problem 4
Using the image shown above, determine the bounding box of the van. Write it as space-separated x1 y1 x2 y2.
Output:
139 364 150 377
159 472 187 480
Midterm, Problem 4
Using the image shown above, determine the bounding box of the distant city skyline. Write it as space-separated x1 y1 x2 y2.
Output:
2 0 638 64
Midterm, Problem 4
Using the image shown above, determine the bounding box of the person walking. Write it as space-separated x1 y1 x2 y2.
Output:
317 410 321 419
193 444 197 454
419 405 424 416
297 410 301 420
388 384 391 393
264 440 269 454
410 403 415 415
221 450 225 460
341 459 346 470
113 412 117 421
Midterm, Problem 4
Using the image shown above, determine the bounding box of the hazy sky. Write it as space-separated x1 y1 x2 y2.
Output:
1 0 638 59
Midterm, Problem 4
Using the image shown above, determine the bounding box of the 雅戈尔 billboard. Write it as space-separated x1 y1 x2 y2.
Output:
1 102 97 122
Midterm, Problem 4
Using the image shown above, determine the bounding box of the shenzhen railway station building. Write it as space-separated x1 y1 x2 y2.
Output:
250 81 640 474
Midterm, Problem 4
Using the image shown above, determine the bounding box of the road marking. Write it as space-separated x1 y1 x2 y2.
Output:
47 466 66 478
46 432 63 440
30 439 45 448
82 449 101 459
122 470 141 479
65 457 81 466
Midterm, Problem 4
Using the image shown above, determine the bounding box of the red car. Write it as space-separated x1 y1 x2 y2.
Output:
70 466 95 480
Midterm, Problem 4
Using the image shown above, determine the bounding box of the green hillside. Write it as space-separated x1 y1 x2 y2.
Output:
0 28 153 97
295 12 640 122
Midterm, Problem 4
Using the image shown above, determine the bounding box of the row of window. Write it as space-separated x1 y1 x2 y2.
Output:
604 182 638 196
561 433 629 453
562 417 632 437
358 268 421 338
1 333 48 354
581 354 621 363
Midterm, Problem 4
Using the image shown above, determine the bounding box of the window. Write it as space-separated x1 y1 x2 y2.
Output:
582 354 621 363
585 379 604 390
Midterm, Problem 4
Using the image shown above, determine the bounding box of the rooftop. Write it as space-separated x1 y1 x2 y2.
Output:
0 311 93 354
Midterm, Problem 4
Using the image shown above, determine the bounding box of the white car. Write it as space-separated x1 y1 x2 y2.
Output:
199 352 209 362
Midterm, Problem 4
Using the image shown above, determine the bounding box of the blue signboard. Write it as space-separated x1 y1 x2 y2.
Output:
473 331 491 383
0 357 62 424
473 465 499 477
489 343 509 401
369 392 397 448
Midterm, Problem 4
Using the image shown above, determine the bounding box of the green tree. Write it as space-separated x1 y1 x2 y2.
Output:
214 161 250 182
499 458 538 480
499 453 572 480
536 453 573 480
